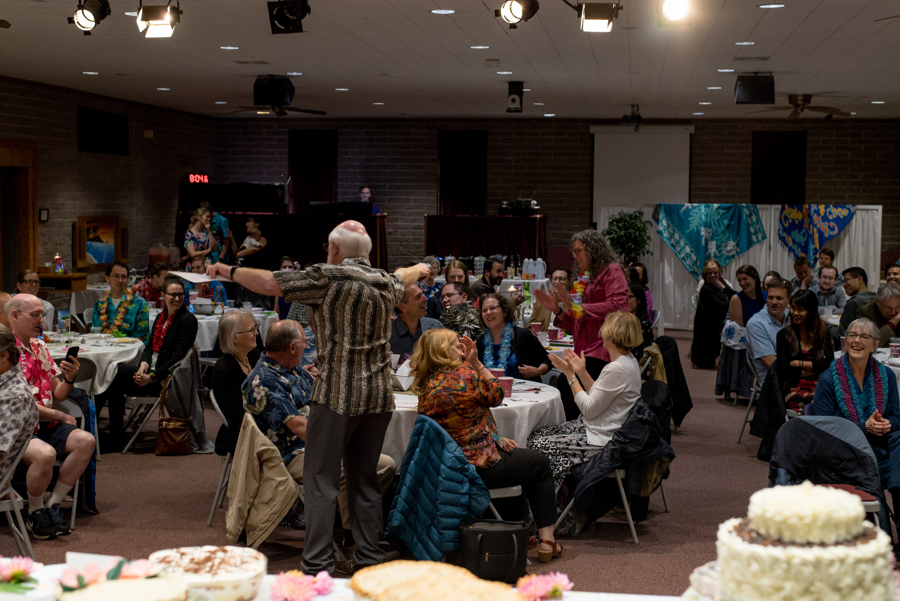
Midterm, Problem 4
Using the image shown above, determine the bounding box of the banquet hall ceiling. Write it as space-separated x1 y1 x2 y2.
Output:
2 0 900 119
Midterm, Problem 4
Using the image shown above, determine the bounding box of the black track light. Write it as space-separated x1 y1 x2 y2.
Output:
67 0 111 35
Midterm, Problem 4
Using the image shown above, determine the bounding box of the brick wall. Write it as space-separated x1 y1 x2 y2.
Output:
216 118 593 267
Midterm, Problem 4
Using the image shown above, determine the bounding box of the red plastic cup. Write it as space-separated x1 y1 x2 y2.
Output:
891 342 900 360
499 377 513 397
530 322 542 335
490 368 505 379
548 327 560 341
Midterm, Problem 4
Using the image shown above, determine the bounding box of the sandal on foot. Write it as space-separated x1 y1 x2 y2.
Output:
527 536 539 549
537 540 563 563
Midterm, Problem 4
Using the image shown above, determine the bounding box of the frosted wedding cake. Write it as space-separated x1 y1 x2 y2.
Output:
715 481 893 601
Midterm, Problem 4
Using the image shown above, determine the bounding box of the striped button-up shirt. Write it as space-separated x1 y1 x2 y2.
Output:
274 258 405 417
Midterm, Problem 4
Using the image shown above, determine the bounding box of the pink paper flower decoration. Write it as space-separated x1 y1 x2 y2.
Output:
0 557 34 583
121 559 153 579
517 572 574 601
270 570 333 601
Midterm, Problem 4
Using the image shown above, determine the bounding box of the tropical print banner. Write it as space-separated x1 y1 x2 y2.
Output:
777 205 855 267
654 204 767 281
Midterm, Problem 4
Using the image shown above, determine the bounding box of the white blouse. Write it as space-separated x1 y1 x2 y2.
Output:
574 353 642 447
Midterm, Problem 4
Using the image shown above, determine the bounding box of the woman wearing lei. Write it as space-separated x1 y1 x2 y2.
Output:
476 293 552 383
813 317 900 510
533 230 629 421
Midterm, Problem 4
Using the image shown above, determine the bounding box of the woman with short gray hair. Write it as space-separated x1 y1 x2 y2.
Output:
212 311 260 455
0 324 39 484
813 317 900 515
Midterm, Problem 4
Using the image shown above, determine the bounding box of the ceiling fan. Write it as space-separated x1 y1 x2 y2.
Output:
232 105 326 117
231 75 325 117
747 94 850 119
875 14 900 22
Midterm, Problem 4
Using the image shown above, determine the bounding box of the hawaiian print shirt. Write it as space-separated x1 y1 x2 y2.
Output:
131 278 162 307
241 354 314 464
418 366 513 469
91 291 150 340
417 280 443 300
15 336 62 430
0 365 39 476
184 229 210 270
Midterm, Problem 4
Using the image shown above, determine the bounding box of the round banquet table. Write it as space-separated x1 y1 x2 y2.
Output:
46 337 144 395
149 309 279 352
381 380 566 465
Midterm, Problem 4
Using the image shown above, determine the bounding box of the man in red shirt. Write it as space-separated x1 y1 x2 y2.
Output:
131 261 170 307
7 294 95 540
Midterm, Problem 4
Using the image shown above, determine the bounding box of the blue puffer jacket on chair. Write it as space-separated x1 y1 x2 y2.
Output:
385 414 492 561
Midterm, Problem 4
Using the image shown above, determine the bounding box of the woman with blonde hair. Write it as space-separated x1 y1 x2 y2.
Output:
529 312 644 498
409 328 562 563
184 206 217 270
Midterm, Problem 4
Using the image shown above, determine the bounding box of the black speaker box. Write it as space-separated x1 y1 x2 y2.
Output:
254 76 295 106
734 75 775 105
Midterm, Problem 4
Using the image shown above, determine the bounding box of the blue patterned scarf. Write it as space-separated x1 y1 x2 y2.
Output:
778 204 855 268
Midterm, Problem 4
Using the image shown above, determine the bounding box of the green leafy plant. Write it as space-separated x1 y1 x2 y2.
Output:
602 210 653 262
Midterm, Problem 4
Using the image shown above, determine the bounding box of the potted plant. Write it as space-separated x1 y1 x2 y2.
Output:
601 210 652 264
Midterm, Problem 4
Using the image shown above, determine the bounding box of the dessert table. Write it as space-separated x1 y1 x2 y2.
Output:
46 337 144 394
381 381 566 464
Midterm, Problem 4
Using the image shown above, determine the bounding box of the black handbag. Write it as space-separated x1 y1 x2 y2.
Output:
458 520 528 583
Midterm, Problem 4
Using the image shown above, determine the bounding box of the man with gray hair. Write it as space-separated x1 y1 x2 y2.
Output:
857 283 900 347
209 220 429 575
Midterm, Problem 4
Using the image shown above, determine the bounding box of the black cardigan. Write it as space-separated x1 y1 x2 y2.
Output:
476 325 552 383
142 309 199 381
212 349 261 455
775 328 834 393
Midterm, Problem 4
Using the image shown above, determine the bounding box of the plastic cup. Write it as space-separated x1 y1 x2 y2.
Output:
490 368 505 379
530 322 542 335
189 290 199 302
890 340 900 360
499 377 513 397
226 300 235 309
548 327 560 341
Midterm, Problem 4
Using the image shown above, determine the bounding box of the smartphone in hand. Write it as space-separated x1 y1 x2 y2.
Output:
64 346 79 362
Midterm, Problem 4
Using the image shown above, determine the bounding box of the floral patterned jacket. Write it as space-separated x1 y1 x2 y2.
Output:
0 365 39 477
241 354 313 464
91 291 150 340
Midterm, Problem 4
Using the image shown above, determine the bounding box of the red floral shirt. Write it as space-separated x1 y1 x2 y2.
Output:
418 366 513 469
132 278 162 307
15 336 62 430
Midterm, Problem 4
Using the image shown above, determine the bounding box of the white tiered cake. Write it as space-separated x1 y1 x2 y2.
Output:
715 481 893 601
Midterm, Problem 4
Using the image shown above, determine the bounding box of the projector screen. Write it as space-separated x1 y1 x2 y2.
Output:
591 125 693 225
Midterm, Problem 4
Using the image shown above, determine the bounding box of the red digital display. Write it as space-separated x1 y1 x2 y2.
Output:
189 174 209 183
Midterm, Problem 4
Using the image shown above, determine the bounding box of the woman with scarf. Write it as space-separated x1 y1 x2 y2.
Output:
813 317 900 512
533 230 629 420
97 276 198 451
476 293 551 383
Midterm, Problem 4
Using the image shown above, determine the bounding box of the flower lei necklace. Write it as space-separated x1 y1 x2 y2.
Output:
482 322 514 371
831 354 887 422
568 273 589 319
98 290 133 334
151 307 174 353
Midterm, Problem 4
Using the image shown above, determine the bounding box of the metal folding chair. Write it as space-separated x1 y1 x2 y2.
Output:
56 399 86 532
206 390 233 527
486 485 523 520
540 369 561 388
737 354 762 444
0 440 36 559
649 309 660 330
554 469 670 544
82 308 93 331
690 295 699 311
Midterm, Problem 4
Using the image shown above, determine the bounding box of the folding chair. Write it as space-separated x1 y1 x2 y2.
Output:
486 486 523 520
540 369 561 388
56 399 86 532
64 357 101 461
553 469 670 544
0 440 36 560
649 309 660 335
198 357 217 401
206 390 233 527
737 353 762 444
82 308 93 331
690 295 699 311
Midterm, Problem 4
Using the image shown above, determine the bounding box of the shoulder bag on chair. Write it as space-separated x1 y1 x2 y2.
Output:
458 520 528 583
155 381 192 456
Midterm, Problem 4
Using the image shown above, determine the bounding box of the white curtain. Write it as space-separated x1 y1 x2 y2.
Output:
595 205 882 331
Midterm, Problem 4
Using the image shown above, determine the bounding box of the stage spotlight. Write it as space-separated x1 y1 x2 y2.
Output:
267 0 311 34
67 0 110 35
136 1 182 38
662 0 688 21
580 3 622 32
495 0 539 28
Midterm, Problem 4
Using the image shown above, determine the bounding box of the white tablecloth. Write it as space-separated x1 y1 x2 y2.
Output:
192 312 279 352
834 350 900 387
68 285 109 321
47 338 144 394
381 381 566 465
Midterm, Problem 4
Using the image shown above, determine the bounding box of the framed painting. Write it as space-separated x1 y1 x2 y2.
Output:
73 216 129 269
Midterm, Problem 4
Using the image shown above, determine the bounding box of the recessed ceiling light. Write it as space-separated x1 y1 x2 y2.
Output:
707 86 722 90
544 113 555 117
157 87 170 91
431 9 455 14
872 101 885 104
699 102 712 105
220 46 239 50
373 102 384 105
335 88 349 91
497 71 513 75
257 111 270 115
470 45 490 49
735 41 755 45
693 112 704 115
83 71 99 75
758 3 785 7
850 112 857 115
124 11 137 16
215 101 227 105
533 102 545 106
286 72 303 76
523 88 531 92
717 68 734 72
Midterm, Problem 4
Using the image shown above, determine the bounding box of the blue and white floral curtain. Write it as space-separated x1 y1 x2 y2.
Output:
777 205 855 268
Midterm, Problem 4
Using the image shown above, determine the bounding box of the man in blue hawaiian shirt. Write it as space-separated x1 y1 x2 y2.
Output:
91 262 150 340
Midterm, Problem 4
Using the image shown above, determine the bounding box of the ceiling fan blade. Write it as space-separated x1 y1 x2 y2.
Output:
807 106 851 117
874 14 900 22
273 106 288 117
746 107 788 114
788 109 801 119
282 107 327 116
0 20 10 29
